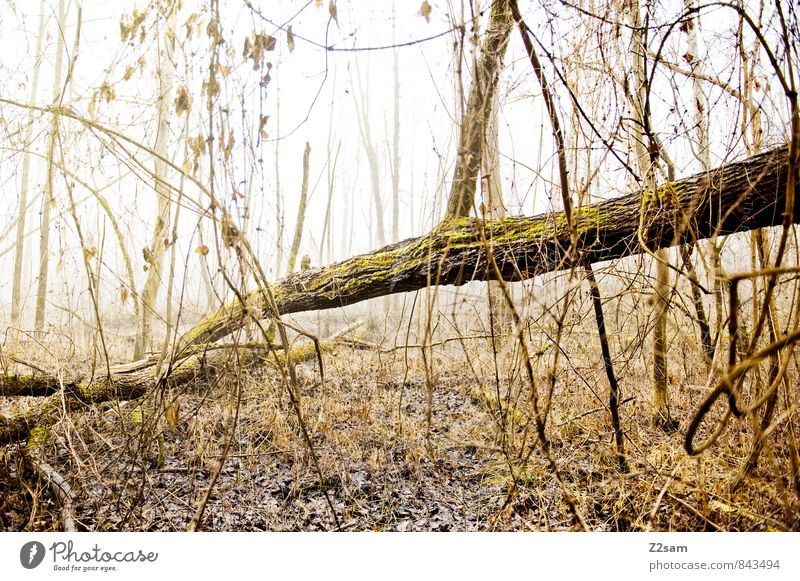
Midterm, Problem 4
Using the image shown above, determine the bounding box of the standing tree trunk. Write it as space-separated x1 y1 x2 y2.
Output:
445 0 513 219
134 9 176 360
352 61 386 248
481 89 512 335
681 0 715 361
35 0 67 337
274 67 285 276
10 0 46 337
391 8 401 244
626 0 673 428
286 142 311 275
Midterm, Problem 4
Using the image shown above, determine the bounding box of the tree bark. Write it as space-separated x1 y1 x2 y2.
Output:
35 0 67 336
176 145 796 352
10 0 46 336
286 142 311 275
446 0 513 219
134 8 176 359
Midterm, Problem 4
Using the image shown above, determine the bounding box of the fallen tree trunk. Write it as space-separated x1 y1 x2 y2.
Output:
0 339 333 445
1 146 795 445
179 145 797 351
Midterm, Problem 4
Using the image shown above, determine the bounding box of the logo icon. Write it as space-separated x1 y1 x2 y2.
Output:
20 541 46 569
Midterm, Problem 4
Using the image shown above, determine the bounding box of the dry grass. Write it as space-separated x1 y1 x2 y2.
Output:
2 298 798 531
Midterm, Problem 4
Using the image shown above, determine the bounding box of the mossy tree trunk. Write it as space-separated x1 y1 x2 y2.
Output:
176 145 796 353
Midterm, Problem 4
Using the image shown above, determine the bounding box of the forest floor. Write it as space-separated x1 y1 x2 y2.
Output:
1 329 799 531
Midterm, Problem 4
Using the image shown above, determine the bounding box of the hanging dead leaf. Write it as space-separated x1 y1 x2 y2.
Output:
83 247 97 262
120 8 147 43
420 1 432 23
120 287 129 304
184 12 199 39
248 32 277 70
175 84 192 117
223 129 235 161
260 62 273 87
314 0 322 7
142 246 154 265
123 65 134 81
100 82 116 103
287 25 295 53
195 245 209 256
259 115 270 139
202 74 220 99
165 403 179 430
88 94 97 119
221 213 240 248
329 0 338 24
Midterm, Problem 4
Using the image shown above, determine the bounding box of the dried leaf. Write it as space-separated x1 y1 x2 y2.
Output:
223 129 235 162
314 0 322 7
287 25 295 53
88 94 97 119
120 287 129 304
184 12 199 39
100 82 116 103
175 84 192 117
329 0 338 24
195 245 209 256
259 115 270 139
122 65 134 81
420 1 432 23
250 33 277 69
165 403 179 430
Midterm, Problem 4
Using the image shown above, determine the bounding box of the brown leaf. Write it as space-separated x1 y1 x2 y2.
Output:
329 0 338 24
420 1 432 23
223 129 235 162
314 0 322 8
287 25 295 53
120 287 129 304
100 82 116 103
259 115 270 139
165 403 179 430
175 85 192 117
243 35 252 60
195 245 209 256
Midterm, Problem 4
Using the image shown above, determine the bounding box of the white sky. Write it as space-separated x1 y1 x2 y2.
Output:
0 0 793 333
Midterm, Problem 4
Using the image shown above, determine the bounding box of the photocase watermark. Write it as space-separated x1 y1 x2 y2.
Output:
20 541 46 569
19 540 158 573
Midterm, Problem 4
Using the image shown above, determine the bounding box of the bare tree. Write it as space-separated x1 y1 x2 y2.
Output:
34 0 67 336
286 142 311 275
134 5 177 360
625 0 673 427
10 0 46 338
445 0 513 219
